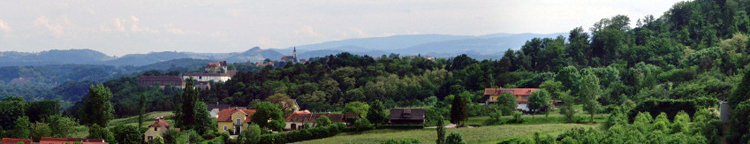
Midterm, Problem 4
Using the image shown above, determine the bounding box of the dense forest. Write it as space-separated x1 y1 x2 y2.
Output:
8 0 750 143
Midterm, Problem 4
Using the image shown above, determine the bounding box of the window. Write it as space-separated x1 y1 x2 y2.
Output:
224 126 227 131
236 119 241 125
148 136 153 141
155 127 157 131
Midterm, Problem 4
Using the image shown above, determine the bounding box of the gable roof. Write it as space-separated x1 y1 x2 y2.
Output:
206 103 231 111
0 138 32 144
217 108 256 122
484 88 540 96
38 138 108 144
151 118 170 128
389 109 426 121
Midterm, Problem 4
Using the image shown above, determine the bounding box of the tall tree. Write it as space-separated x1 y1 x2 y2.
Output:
367 100 388 125
81 84 115 127
193 102 214 134
46 115 77 138
450 92 469 126
138 94 146 128
579 73 602 122
265 93 296 117
237 124 261 144
251 102 285 131
178 77 200 129
12 116 30 139
112 125 141 144
344 101 370 118
528 89 551 116
729 68 750 143
436 117 446 144
0 96 27 130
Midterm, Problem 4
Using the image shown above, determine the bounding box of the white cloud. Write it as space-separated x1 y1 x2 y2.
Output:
33 16 67 37
227 8 240 17
164 24 185 35
0 20 10 32
300 25 321 37
128 16 158 33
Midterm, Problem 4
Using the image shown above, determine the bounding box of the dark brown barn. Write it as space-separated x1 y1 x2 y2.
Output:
389 109 425 125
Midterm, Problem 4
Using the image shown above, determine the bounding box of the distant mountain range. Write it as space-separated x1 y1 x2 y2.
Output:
0 33 566 67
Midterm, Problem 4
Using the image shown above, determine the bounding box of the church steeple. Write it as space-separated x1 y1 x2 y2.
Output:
293 47 298 63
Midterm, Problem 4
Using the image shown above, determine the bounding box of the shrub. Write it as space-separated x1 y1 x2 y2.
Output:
445 132 465 144
380 138 421 144
507 111 524 124
627 98 717 123
353 118 372 131
258 123 346 144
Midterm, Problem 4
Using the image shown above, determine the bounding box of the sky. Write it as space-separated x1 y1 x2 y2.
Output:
0 0 686 56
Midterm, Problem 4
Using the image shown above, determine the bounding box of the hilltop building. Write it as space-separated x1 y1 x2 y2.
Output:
281 47 299 63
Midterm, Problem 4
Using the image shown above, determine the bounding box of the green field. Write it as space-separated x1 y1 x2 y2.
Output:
70 111 175 138
293 123 599 144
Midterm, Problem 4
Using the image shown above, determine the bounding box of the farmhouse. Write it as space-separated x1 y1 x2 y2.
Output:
143 117 175 142
0 138 32 144
389 109 425 125
284 112 349 130
216 108 257 134
483 88 557 112
207 103 232 118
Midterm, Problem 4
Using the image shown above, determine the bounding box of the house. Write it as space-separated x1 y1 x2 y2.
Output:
183 70 238 83
0 138 32 144
143 117 173 142
389 109 425 125
207 103 232 118
38 138 108 144
138 76 185 88
217 108 257 134
284 112 348 131
483 88 554 112
205 61 228 73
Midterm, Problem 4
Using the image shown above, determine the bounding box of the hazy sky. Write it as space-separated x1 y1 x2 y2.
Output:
0 0 685 56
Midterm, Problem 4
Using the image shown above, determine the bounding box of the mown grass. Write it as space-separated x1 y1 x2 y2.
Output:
292 123 598 144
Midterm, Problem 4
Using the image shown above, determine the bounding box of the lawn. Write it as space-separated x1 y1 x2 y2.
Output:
292 123 599 144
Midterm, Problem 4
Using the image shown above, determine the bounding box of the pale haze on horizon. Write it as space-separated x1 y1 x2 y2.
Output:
0 0 685 56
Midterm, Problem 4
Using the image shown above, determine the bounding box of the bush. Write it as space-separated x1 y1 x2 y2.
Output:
353 118 373 131
507 111 524 124
258 123 346 144
627 98 717 123
380 138 421 144
484 110 504 125
445 132 465 144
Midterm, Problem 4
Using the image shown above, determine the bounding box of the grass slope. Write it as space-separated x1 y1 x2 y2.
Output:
293 123 598 144
70 111 174 138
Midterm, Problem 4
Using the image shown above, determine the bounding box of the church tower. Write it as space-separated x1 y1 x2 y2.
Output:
293 47 298 63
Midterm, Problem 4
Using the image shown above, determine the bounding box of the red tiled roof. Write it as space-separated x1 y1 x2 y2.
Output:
0 138 32 144
151 118 170 128
345 112 360 119
484 88 540 96
38 137 108 144
217 109 256 122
